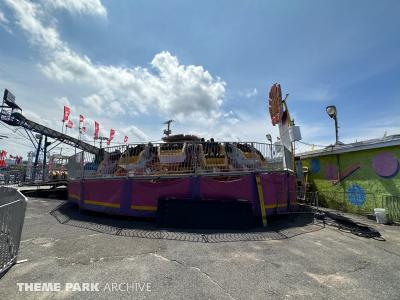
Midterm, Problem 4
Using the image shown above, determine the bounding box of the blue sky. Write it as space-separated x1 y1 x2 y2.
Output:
0 0 399 156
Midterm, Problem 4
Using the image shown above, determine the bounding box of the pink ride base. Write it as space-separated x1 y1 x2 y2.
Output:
68 172 297 218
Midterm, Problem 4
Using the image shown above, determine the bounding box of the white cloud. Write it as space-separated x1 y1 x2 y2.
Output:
42 0 107 17
6 0 275 151
83 93 104 115
109 101 124 116
124 125 149 142
240 88 258 98
4 0 61 49
0 10 9 24
24 109 55 129
55 96 74 111
5 0 226 122
0 8 12 33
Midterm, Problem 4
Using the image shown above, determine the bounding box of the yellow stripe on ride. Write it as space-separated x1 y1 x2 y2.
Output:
69 194 80 200
255 174 267 227
130 205 157 211
84 200 120 208
265 203 288 209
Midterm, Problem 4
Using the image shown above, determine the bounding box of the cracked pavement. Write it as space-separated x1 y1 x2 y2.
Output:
1 197 400 299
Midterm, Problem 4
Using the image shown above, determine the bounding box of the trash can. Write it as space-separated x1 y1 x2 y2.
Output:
374 208 386 224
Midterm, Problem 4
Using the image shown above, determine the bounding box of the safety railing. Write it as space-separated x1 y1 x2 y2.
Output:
0 187 27 276
68 141 285 180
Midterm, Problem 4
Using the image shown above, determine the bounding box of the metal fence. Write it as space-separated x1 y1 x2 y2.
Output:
0 187 27 276
313 190 400 220
0 165 69 187
385 195 400 224
68 141 285 180
0 167 25 187
296 189 319 208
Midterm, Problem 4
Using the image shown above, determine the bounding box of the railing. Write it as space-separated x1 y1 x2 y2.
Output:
385 195 400 224
296 189 319 209
315 190 400 216
68 141 285 180
0 167 25 187
0 187 27 276
0 164 69 187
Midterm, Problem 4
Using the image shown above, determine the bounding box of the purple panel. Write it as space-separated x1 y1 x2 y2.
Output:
259 173 287 207
199 175 258 204
131 178 191 209
83 179 124 207
68 181 80 201
288 174 297 205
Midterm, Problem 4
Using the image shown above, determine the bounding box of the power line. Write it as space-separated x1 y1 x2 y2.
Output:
0 122 34 145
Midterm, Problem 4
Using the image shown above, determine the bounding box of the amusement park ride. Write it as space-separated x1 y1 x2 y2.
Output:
66 83 302 226
0 89 99 185
1 83 303 226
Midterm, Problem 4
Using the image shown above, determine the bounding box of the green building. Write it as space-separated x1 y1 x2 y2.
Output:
299 135 400 222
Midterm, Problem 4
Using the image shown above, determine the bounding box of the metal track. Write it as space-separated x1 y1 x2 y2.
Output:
4 112 99 154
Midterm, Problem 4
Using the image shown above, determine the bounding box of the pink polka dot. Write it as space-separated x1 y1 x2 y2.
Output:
325 164 338 181
372 152 399 178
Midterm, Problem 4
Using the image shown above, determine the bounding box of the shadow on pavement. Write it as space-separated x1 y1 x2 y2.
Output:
50 202 324 243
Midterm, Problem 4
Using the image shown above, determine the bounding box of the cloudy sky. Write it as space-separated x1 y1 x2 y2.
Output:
0 0 399 157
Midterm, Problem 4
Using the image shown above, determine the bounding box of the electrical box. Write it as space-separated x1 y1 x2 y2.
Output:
288 126 302 142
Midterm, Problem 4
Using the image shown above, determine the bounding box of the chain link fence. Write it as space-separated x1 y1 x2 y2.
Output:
0 186 27 276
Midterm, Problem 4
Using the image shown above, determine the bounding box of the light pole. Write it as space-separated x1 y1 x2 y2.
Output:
266 134 272 157
326 105 339 145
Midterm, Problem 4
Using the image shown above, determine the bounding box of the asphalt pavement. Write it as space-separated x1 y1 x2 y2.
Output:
1 197 399 299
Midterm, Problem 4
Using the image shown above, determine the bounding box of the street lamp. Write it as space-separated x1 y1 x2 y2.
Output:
326 105 339 145
266 134 272 157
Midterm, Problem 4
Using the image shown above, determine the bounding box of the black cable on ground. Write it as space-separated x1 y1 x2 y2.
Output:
315 211 385 241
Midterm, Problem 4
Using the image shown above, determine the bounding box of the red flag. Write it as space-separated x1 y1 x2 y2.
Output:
94 121 99 139
66 120 73 128
63 106 71 121
0 150 6 167
124 135 128 143
80 126 87 134
0 150 7 158
79 114 84 123
107 129 115 145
